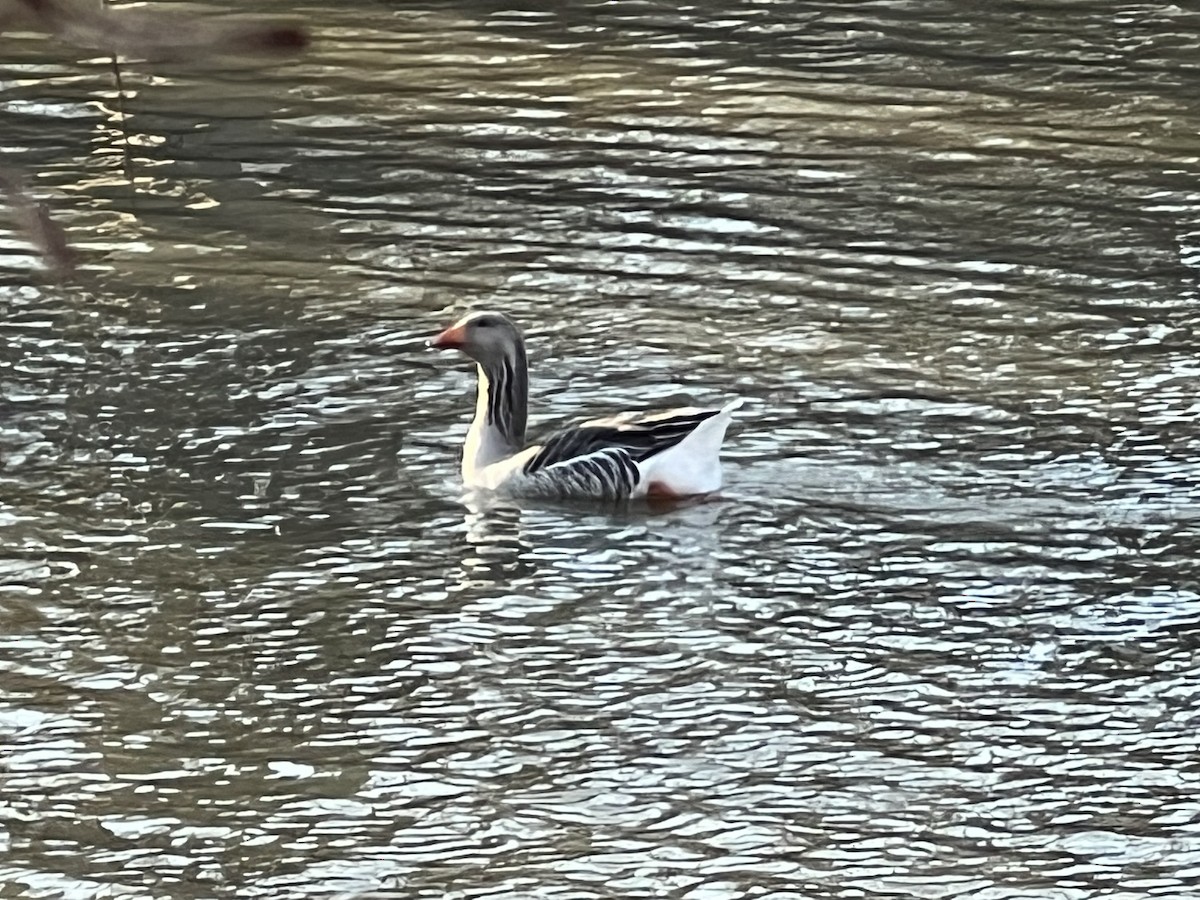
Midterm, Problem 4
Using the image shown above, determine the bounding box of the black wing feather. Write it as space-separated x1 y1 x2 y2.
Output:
523 409 719 475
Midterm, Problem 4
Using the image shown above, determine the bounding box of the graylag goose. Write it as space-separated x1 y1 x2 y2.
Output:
429 311 742 501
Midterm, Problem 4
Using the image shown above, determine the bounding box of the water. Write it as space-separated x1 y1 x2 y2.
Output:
3 1 1200 897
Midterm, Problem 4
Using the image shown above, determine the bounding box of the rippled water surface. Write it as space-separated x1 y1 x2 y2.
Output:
3 2 1200 897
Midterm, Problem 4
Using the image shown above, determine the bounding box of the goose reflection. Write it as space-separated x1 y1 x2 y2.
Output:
448 489 734 613
451 494 540 591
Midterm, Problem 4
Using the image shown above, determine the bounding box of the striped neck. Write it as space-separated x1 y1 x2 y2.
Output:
464 347 528 473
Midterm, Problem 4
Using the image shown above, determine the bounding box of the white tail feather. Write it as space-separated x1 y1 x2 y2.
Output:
634 398 743 497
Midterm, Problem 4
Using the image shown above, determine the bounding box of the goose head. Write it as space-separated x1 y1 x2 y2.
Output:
429 311 524 367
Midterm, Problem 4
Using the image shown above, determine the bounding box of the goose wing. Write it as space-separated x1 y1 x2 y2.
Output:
506 408 722 501
522 408 722 474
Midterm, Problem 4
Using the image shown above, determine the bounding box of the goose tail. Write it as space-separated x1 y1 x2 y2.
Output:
634 398 743 498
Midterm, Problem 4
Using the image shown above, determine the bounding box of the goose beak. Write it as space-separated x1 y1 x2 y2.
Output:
428 323 466 350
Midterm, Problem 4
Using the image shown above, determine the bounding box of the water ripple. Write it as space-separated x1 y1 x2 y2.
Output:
4 0 1200 898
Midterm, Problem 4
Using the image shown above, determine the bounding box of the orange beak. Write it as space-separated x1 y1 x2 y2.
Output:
428 323 467 350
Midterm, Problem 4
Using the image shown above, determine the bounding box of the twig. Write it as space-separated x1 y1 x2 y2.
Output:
0 166 78 277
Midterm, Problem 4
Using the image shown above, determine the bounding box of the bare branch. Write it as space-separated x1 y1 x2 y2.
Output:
8 0 309 61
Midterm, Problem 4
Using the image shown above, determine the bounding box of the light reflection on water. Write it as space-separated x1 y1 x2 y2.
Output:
3 0 1200 897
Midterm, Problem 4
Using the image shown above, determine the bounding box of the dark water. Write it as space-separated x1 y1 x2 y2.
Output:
3 2 1200 897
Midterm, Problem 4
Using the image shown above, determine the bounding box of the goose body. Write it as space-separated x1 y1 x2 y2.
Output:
430 311 741 501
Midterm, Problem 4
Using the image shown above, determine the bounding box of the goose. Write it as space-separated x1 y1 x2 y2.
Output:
429 311 742 501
